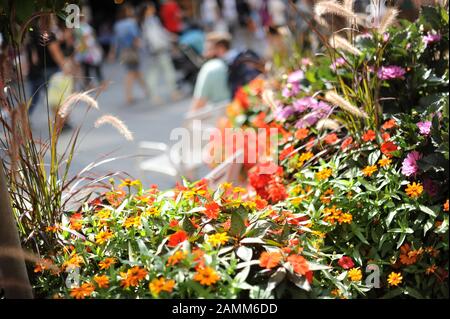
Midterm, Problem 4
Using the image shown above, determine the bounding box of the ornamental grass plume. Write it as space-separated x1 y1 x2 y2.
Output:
328 35 362 56
316 118 341 131
58 91 99 119
325 91 368 119
378 7 399 33
314 0 357 22
94 114 134 141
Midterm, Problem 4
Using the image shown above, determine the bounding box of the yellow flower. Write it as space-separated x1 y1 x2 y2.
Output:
347 268 363 281
119 179 141 188
95 230 114 244
233 187 247 194
143 207 160 217
96 209 111 220
362 165 378 177
123 216 141 228
338 213 353 224
207 232 229 247
193 267 220 286
221 182 233 189
405 182 423 199
316 168 332 181
298 152 314 167
378 157 392 168
149 277 175 296
387 272 403 286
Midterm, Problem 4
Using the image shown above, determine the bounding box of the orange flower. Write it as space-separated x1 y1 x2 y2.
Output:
399 243 419 265
341 136 353 150
149 277 176 295
287 255 310 275
405 182 423 199
382 132 391 141
444 199 449 212
123 216 141 228
105 189 126 207
324 133 338 144
120 266 148 288
378 157 392 167
362 130 376 142
295 128 309 140
193 266 220 286
382 119 397 130
94 275 110 289
426 264 437 275
167 250 187 266
259 251 282 269
69 213 83 231
70 283 95 299
99 257 116 270
362 165 378 177
167 230 188 247
204 202 221 219
380 141 398 156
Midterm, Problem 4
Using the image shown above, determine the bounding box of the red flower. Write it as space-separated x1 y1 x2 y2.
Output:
167 230 188 247
382 119 397 130
362 130 376 142
279 145 294 161
287 255 310 275
305 271 314 284
255 198 268 210
169 219 179 228
235 87 250 109
204 202 221 220
338 256 355 270
267 181 288 204
381 132 391 141
341 136 353 150
380 141 398 156
324 133 338 144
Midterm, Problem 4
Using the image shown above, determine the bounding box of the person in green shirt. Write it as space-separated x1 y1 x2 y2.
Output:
190 32 232 112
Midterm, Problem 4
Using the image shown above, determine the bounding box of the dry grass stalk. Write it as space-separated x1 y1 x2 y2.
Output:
378 7 399 33
325 91 368 118
316 118 342 131
94 114 134 141
58 91 99 119
329 34 362 55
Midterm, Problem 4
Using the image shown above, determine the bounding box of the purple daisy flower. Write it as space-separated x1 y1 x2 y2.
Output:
417 121 432 136
401 151 422 177
377 66 406 80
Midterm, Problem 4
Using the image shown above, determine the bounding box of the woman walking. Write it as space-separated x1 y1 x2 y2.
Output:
110 4 149 105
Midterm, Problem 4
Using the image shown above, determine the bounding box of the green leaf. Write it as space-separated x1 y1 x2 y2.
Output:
350 224 369 245
230 212 246 237
418 205 437 217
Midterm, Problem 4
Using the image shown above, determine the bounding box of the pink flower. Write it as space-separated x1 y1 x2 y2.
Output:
423 32 441 46
377 66 406 80
417 121 432 136
401 151 422 177
330 57 346 71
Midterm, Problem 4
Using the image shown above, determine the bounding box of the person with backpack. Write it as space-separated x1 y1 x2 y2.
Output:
190 32 233 112
140 2 182 105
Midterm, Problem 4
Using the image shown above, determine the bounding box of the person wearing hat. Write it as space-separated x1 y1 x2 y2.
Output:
190 32 233 112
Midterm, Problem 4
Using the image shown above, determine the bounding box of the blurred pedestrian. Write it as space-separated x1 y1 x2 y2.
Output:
110 4 149 105
190 32 233 112
223 0 239 33
140 2 182 104
268 0 287 27
74 13 104 89
26 16 73 115
201 0 220 32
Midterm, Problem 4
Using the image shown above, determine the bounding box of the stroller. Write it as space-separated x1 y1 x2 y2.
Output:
172 27 205 89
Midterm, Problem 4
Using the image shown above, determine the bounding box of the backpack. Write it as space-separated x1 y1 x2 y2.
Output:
228 50 264 96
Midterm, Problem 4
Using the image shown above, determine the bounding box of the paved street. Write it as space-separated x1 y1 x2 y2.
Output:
29 29 267 191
